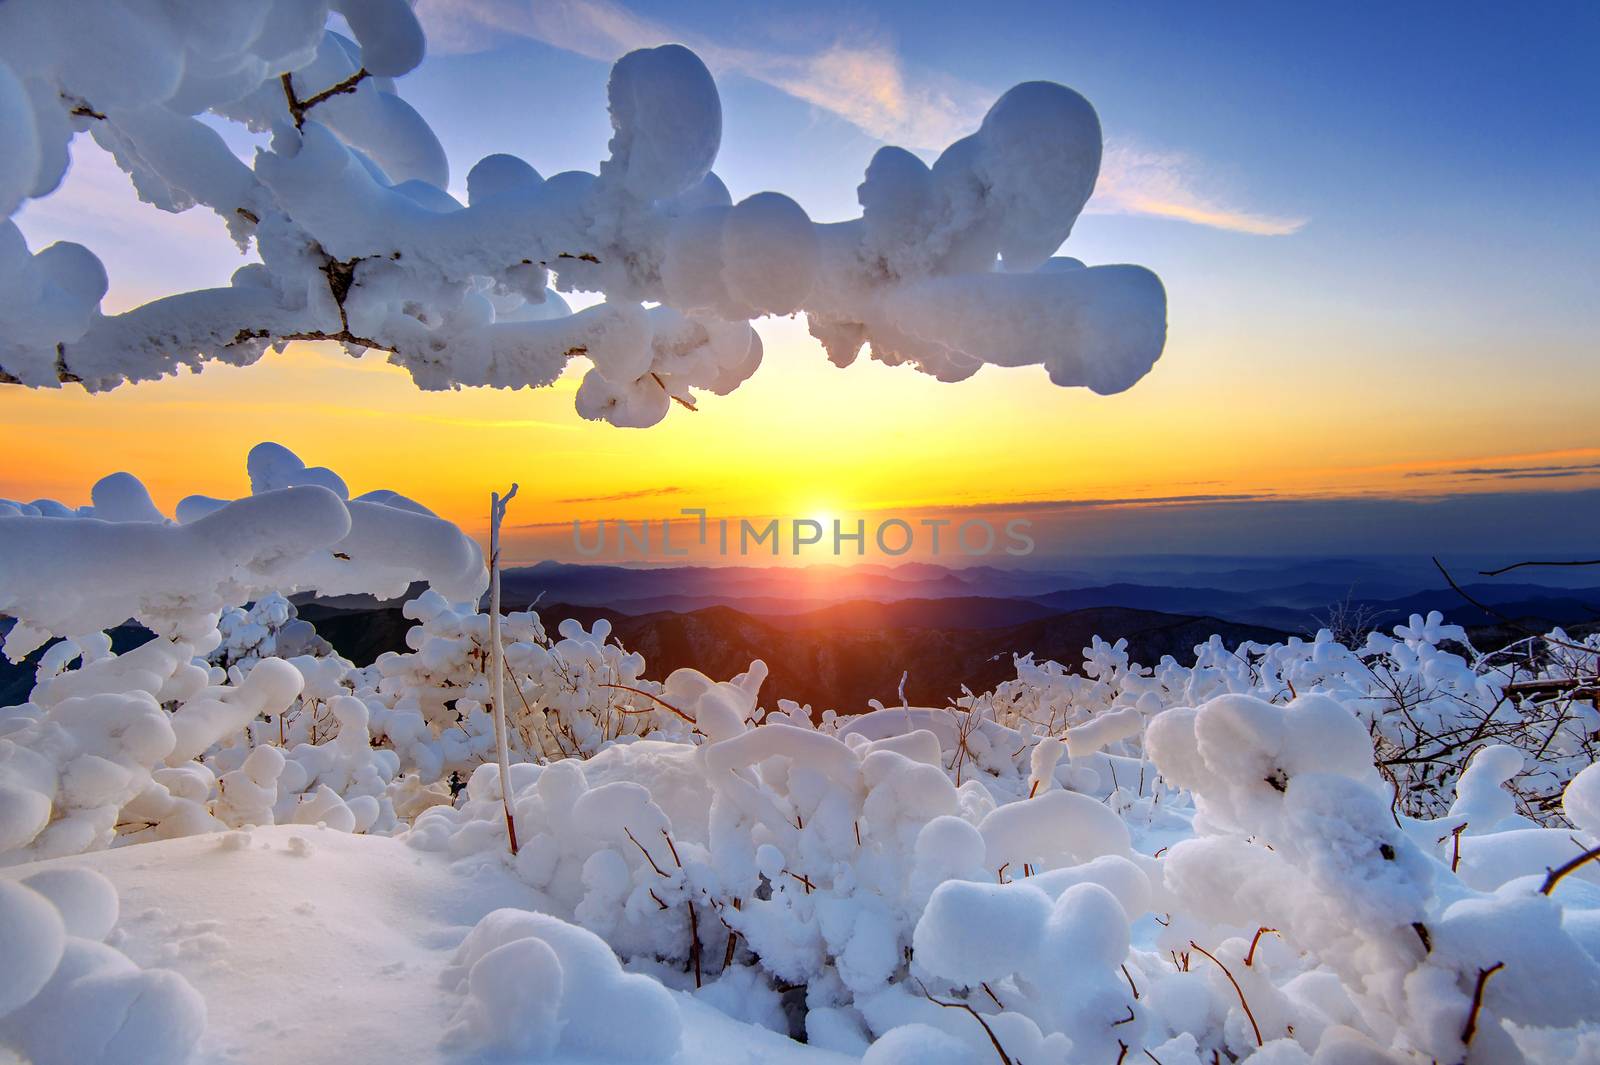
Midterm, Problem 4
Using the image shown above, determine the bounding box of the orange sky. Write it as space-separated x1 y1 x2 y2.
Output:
4 308 1597 565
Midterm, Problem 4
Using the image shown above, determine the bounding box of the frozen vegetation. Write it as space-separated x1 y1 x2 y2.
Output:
2 2 1597 1062
2 446 1599 1064
0 0 1165 424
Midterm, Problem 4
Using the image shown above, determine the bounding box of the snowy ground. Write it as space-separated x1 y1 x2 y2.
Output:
0 826 847 1065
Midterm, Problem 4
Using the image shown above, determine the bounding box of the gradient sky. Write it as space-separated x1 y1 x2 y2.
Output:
2 1 1596 564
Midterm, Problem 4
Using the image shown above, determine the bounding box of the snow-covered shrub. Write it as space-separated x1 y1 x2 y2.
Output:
355 591 679 779
0 444 481 861
0 442 484 661
0 626 410 864
210 593 331 670
0 867 204 1065
395 617 1600 1063
960 615 1599 824
443 908 682 1061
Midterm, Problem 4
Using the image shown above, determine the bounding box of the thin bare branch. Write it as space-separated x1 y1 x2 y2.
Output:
281 68 370 128
1540 843 1600 896
1480 559 1600 578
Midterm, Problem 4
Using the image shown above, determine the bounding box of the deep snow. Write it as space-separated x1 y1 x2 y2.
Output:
0 826 852 1065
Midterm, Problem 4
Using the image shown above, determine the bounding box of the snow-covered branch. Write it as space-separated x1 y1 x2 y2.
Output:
0 1 1166 425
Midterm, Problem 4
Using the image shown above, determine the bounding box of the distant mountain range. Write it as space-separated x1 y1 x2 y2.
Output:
485 560 1599 635
5 558 1595 712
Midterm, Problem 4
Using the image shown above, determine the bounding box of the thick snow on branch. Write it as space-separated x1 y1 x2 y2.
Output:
0 2 1166 424
0 442 485 659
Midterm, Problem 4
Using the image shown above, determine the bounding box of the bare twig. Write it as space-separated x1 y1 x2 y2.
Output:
1540 843 1600 896
687 900 702 988
597 683 696 724
1480 559 1600 578
1461 961 1505 1047
1243 927 1278 967
624 827 671 878
1121 963 1140 999
1433 557 1594 654
915 980 1014 1065
281 68 370 128
1189 940 1262 1046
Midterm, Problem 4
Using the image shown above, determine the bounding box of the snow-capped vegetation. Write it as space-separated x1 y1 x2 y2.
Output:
4 446 1599 1063
0 0 1164 422
1 1 1596 1062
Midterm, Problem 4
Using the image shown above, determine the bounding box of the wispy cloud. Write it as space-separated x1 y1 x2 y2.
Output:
557 485 685 504
933 492 1277 515
1091 144 1306 236
414 0 1301 235
1405 461 1600 481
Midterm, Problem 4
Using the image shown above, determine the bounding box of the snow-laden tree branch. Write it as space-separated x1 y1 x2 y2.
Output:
0 0 1166 425
0 442 484 660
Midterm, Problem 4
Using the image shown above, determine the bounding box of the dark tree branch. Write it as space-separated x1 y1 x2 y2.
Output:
1461 961 1505 1047
1481 559 1600 578
1541 843 1600 896
281 68 370 129
915 980 1015 1065
1432 557 1595 655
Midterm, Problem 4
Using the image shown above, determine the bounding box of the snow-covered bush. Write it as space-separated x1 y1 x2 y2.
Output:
352 591 682 779
0 443 476 863
0 866 204 1064
964 617 1600 823
210 593 331 670
399 627 1600 1063
0 441 484 661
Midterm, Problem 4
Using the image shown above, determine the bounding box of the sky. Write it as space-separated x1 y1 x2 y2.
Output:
2 1 1596 566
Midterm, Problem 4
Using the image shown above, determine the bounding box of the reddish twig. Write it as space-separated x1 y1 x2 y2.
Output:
1541 843 1600 895
598 683 696 723
1190 940 1262 1046
662 829 683 868
625 827 671 878
1244 927 1279 967
1461 961 1505 1047
916 981 1014 1065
